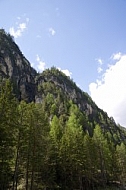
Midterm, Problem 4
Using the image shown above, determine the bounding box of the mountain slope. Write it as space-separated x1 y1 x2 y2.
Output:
36 67 126 143
0 29 126 144
0 29 37 102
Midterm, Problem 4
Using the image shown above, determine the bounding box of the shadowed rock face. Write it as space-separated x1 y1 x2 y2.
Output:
0 29 126 143
0 29 37 102
0 29 98 120
0 29 94 109
0 29 119 121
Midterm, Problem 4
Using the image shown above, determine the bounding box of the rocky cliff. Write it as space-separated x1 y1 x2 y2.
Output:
0 29 126 143
0 29 37 102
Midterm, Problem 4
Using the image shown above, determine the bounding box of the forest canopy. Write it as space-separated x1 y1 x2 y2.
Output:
0 79 126 190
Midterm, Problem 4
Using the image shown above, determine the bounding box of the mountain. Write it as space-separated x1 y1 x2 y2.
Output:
36 67 126 143
1 29 126 189
0 29 37 102
0 29 126 144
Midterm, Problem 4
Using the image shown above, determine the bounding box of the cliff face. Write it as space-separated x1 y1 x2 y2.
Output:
35 68 126 143
0 29 126 143
0 29 96 112
0 29 37 102
36 68 97 116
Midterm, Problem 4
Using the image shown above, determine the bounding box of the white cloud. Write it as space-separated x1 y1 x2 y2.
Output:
111 52 122 60
36 55 46 72
49 27 56 36
97 67 103 74
19 23 26 30
89 53 126 127
97 58 103 65
62 69 72 77
9 27 20 38
96 58 103 74
58 68 72 78
9 18 29 38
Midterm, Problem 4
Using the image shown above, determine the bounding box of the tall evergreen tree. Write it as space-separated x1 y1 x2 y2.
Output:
58 103 85 189
0 80 18 189
116 143 126 188
92 125 112 187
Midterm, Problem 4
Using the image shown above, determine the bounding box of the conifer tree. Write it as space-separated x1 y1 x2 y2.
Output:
92 125 112 187
116 143 126 188
58 103 85 189
0 80 18 189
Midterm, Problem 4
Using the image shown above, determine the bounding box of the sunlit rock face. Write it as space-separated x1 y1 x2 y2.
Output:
0 29 126 144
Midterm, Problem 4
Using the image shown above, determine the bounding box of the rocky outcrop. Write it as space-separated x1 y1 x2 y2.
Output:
0 29 98 114
0 30 116 127
36 69 97 117
0 29 126 143
0 29 37 102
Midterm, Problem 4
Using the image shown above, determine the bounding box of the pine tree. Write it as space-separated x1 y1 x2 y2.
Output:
116 143 126 188
92 125 112 187
0 80 18 189
83 133 98 189
58 103 85 189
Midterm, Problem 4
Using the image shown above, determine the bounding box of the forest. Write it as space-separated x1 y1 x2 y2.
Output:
0 79 126 190
0 29 126 190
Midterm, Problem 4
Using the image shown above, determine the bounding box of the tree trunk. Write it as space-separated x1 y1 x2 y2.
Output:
30 134 36 190
12 133 20 190
25 142 30 190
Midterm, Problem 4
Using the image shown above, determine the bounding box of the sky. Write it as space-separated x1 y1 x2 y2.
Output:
0 0 126 127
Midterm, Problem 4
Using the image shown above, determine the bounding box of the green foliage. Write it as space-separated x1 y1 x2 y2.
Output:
0 79 18 189
116 143 126 187
0 69 126 189
1 30 126 189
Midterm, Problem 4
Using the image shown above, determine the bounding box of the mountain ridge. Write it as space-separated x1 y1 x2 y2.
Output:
1 28 126 190
0 29 37 101
0 28 126 143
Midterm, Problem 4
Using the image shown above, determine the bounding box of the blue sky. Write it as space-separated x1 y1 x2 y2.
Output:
1 0 126 127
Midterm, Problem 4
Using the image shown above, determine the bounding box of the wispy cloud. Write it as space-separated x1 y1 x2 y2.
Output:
55 7 60 16
9 17 29 38
89 52 126 127
96 58 103 74
49 27 56 36
97 58 103 65
111 52 122 60
36 55 46 72
97 67 103 74
58 68 72 78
